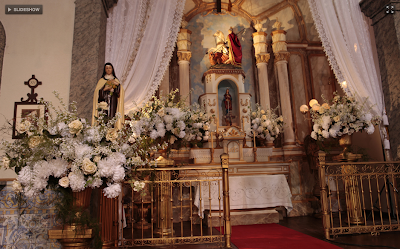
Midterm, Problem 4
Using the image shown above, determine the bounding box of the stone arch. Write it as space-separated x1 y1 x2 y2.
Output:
0 21 5 92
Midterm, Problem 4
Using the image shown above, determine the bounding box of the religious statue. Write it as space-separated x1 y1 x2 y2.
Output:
223 88 234 126
92 62 125 129
224 88 232 115
207 27 242 67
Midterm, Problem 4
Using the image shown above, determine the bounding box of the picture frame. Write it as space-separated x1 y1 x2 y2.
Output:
12 102 46 139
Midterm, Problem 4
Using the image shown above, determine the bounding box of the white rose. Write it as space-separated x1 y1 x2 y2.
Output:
59 176 70 188
106 128 118 142
191 114 198 120
12 180 23 193
2 157 10 169
157 108 165 117
69 120 83 135
82 158 97 175
170 136 177 145
28 136 42 148
128 136 136 143
18 120 31 133
93 155 102 163
203 124 210 131
98 101 108 110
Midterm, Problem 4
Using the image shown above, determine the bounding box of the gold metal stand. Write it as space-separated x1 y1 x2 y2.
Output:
221 153 232 248
151 156 175 236
341 164 364 224
338 135 364 225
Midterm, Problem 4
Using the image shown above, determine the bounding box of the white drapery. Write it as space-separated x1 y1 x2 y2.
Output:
308 0 389 149
105 0 186 112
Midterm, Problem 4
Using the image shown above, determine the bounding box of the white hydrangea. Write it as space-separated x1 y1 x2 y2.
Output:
103 183 121 198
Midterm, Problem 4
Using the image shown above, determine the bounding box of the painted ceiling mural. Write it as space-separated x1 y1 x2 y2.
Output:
183 0 320 106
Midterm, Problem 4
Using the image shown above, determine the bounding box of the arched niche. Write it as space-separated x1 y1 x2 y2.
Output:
218 79 239 127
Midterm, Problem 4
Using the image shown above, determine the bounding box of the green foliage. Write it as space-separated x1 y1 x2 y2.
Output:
54 188 102 249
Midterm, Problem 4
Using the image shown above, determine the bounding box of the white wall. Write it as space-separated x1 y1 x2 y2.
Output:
0 0 76 178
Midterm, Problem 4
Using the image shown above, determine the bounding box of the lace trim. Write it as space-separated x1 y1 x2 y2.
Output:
307 0 350 95
139 0 186 108
121 0 151 83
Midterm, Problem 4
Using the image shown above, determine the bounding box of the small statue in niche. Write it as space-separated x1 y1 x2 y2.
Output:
223 88 235 126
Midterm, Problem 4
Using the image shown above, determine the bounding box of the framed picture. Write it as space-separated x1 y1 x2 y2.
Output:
12 102 46 139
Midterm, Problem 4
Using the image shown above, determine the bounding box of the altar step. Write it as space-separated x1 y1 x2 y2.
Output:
203 208 281 227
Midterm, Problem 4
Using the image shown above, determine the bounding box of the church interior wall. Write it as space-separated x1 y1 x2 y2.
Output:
0 2 75 248
0 3 389 242
0 0 76 179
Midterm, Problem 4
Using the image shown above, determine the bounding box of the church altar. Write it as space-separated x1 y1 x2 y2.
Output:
194 174 292 218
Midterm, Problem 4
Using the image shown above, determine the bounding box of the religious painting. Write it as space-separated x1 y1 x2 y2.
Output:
12 102 46 139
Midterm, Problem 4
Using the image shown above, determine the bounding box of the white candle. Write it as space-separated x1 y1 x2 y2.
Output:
211 132 214 149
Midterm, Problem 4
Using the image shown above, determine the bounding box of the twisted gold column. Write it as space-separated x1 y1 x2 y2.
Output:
221 153 232 248
151 156 175 237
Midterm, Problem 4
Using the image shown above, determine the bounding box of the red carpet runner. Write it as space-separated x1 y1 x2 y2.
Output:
220 224 341 249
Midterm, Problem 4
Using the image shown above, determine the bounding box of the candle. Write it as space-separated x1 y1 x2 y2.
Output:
253 132 256 148
211 132 214 149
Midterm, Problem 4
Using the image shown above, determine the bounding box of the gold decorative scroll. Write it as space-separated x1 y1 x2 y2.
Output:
256 54 270 64
208 99 216 106
177 51 192 62
274 52 290 63
240 99 249 106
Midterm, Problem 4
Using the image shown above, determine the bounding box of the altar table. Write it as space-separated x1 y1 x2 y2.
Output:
194 174 293 217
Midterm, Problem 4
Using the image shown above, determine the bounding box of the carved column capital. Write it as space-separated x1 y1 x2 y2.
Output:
256 53 270 64
177 51 192 62
274 52 290 63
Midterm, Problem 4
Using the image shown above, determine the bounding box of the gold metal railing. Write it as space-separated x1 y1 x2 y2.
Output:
318 151 400 239
116 153 232 247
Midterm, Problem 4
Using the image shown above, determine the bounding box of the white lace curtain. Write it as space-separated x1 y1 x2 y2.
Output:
105 0 186 112
308 0 389 149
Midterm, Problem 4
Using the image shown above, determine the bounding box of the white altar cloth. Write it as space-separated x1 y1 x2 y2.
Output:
194 174 293 217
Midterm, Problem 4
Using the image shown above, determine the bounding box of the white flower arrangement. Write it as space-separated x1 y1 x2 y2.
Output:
309 92 380 141
1 91 132 198
127 89 210 148
248 104 284 142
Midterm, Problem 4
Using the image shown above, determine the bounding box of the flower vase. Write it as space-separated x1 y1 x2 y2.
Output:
73 188 92 211
339 134 352 156
157 149 168 158
49 188 93 249
257 137 267 148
